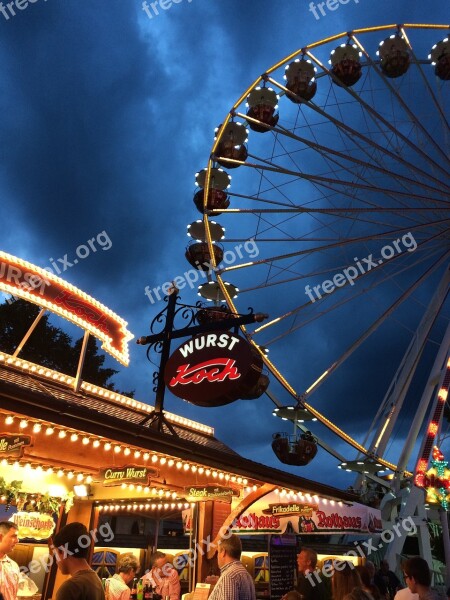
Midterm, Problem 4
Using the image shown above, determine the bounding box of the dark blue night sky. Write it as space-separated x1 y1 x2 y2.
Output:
1 0 448 489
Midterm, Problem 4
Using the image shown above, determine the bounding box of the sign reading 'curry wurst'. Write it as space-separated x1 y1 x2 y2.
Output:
99 465 158 486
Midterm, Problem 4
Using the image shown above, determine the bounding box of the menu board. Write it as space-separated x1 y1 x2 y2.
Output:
269 535 297 600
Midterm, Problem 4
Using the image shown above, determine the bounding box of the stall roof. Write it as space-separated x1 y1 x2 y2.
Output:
0 354 358 503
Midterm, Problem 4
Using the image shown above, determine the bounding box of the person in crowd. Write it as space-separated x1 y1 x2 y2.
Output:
284 592 303 600
297 549 330 600
402 557 439 600
356 566 380 600
331 562 364 600
51 521 105 600
0 522 20 600
394 586 419 600
143 551 180 600
108 553 140 600
343 589 373 600
208 534 256 600
375 561 401 600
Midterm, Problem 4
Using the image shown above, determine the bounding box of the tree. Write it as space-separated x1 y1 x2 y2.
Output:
0 298 134 395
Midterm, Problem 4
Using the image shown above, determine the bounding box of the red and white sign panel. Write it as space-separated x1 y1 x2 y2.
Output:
164 331 263 406
0 251 133 365
232 490 382 535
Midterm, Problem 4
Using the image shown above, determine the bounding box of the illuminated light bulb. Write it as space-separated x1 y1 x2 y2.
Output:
191 465 197 472
104 442 111 451
46 427 54 435
158 489 164 497
5 416 14 425
58 430 67 439
86 476 92 484
47 467 54 474
129 484 135 490
0 459 7 466
176 462 183 469
70 433 78 442
205 469 211 476
124 447 131 456
114 446 121 454
36 465 43 473
77 473 84 482
237 477 242 484
198 467 204 474
184 464 190 471
57 469 64 477
134 451 141 459
165 491 171 498
212 471 218 478
225 474 230 481
231 476 236 482
168 459 174 467
172 492 177 499
218 472 224 480
144 487 150 493
33 423 41 433
243 479 248 485
143 453 150 461
93 440 100 448
152 455 158 463
137 485 142 492
82 437 90 445
121 483 127 489
152 488 157 495
160 457 167 465
67 471 74 479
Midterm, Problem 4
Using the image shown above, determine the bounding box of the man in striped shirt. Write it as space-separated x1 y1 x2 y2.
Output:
0 522 20 600
208 535 256 600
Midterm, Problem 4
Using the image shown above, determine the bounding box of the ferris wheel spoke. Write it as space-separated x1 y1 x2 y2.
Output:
266 75 450 191
236 112 449 201
305 47 450 177
218 218 449 275
296 250 450 399
353 30 450 160
250 242 445 338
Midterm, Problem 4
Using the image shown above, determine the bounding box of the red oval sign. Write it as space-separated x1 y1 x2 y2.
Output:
164 332 263 406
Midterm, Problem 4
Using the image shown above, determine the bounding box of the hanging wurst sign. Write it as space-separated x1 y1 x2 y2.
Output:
0 251 133 365
164 332 263 406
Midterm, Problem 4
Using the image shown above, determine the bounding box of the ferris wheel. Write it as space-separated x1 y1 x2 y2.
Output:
185 23 450 483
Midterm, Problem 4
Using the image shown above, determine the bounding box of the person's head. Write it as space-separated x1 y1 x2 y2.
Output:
116 553 140 584
355 566 371 590
297 548 318 574
52 522 92 574
151 551 172 580
332 562 362 600
403 557 431 593
344 589 373 600
365 561 375 579
285 592 303 600
0 522 19 557
380 560 390 573
217 534 242 568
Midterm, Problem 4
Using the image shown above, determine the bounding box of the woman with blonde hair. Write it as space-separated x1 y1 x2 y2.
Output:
332 562 371 600
108 553 140 600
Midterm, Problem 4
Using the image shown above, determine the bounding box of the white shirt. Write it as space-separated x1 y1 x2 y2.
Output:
0 555 20 600
394 588 419 600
